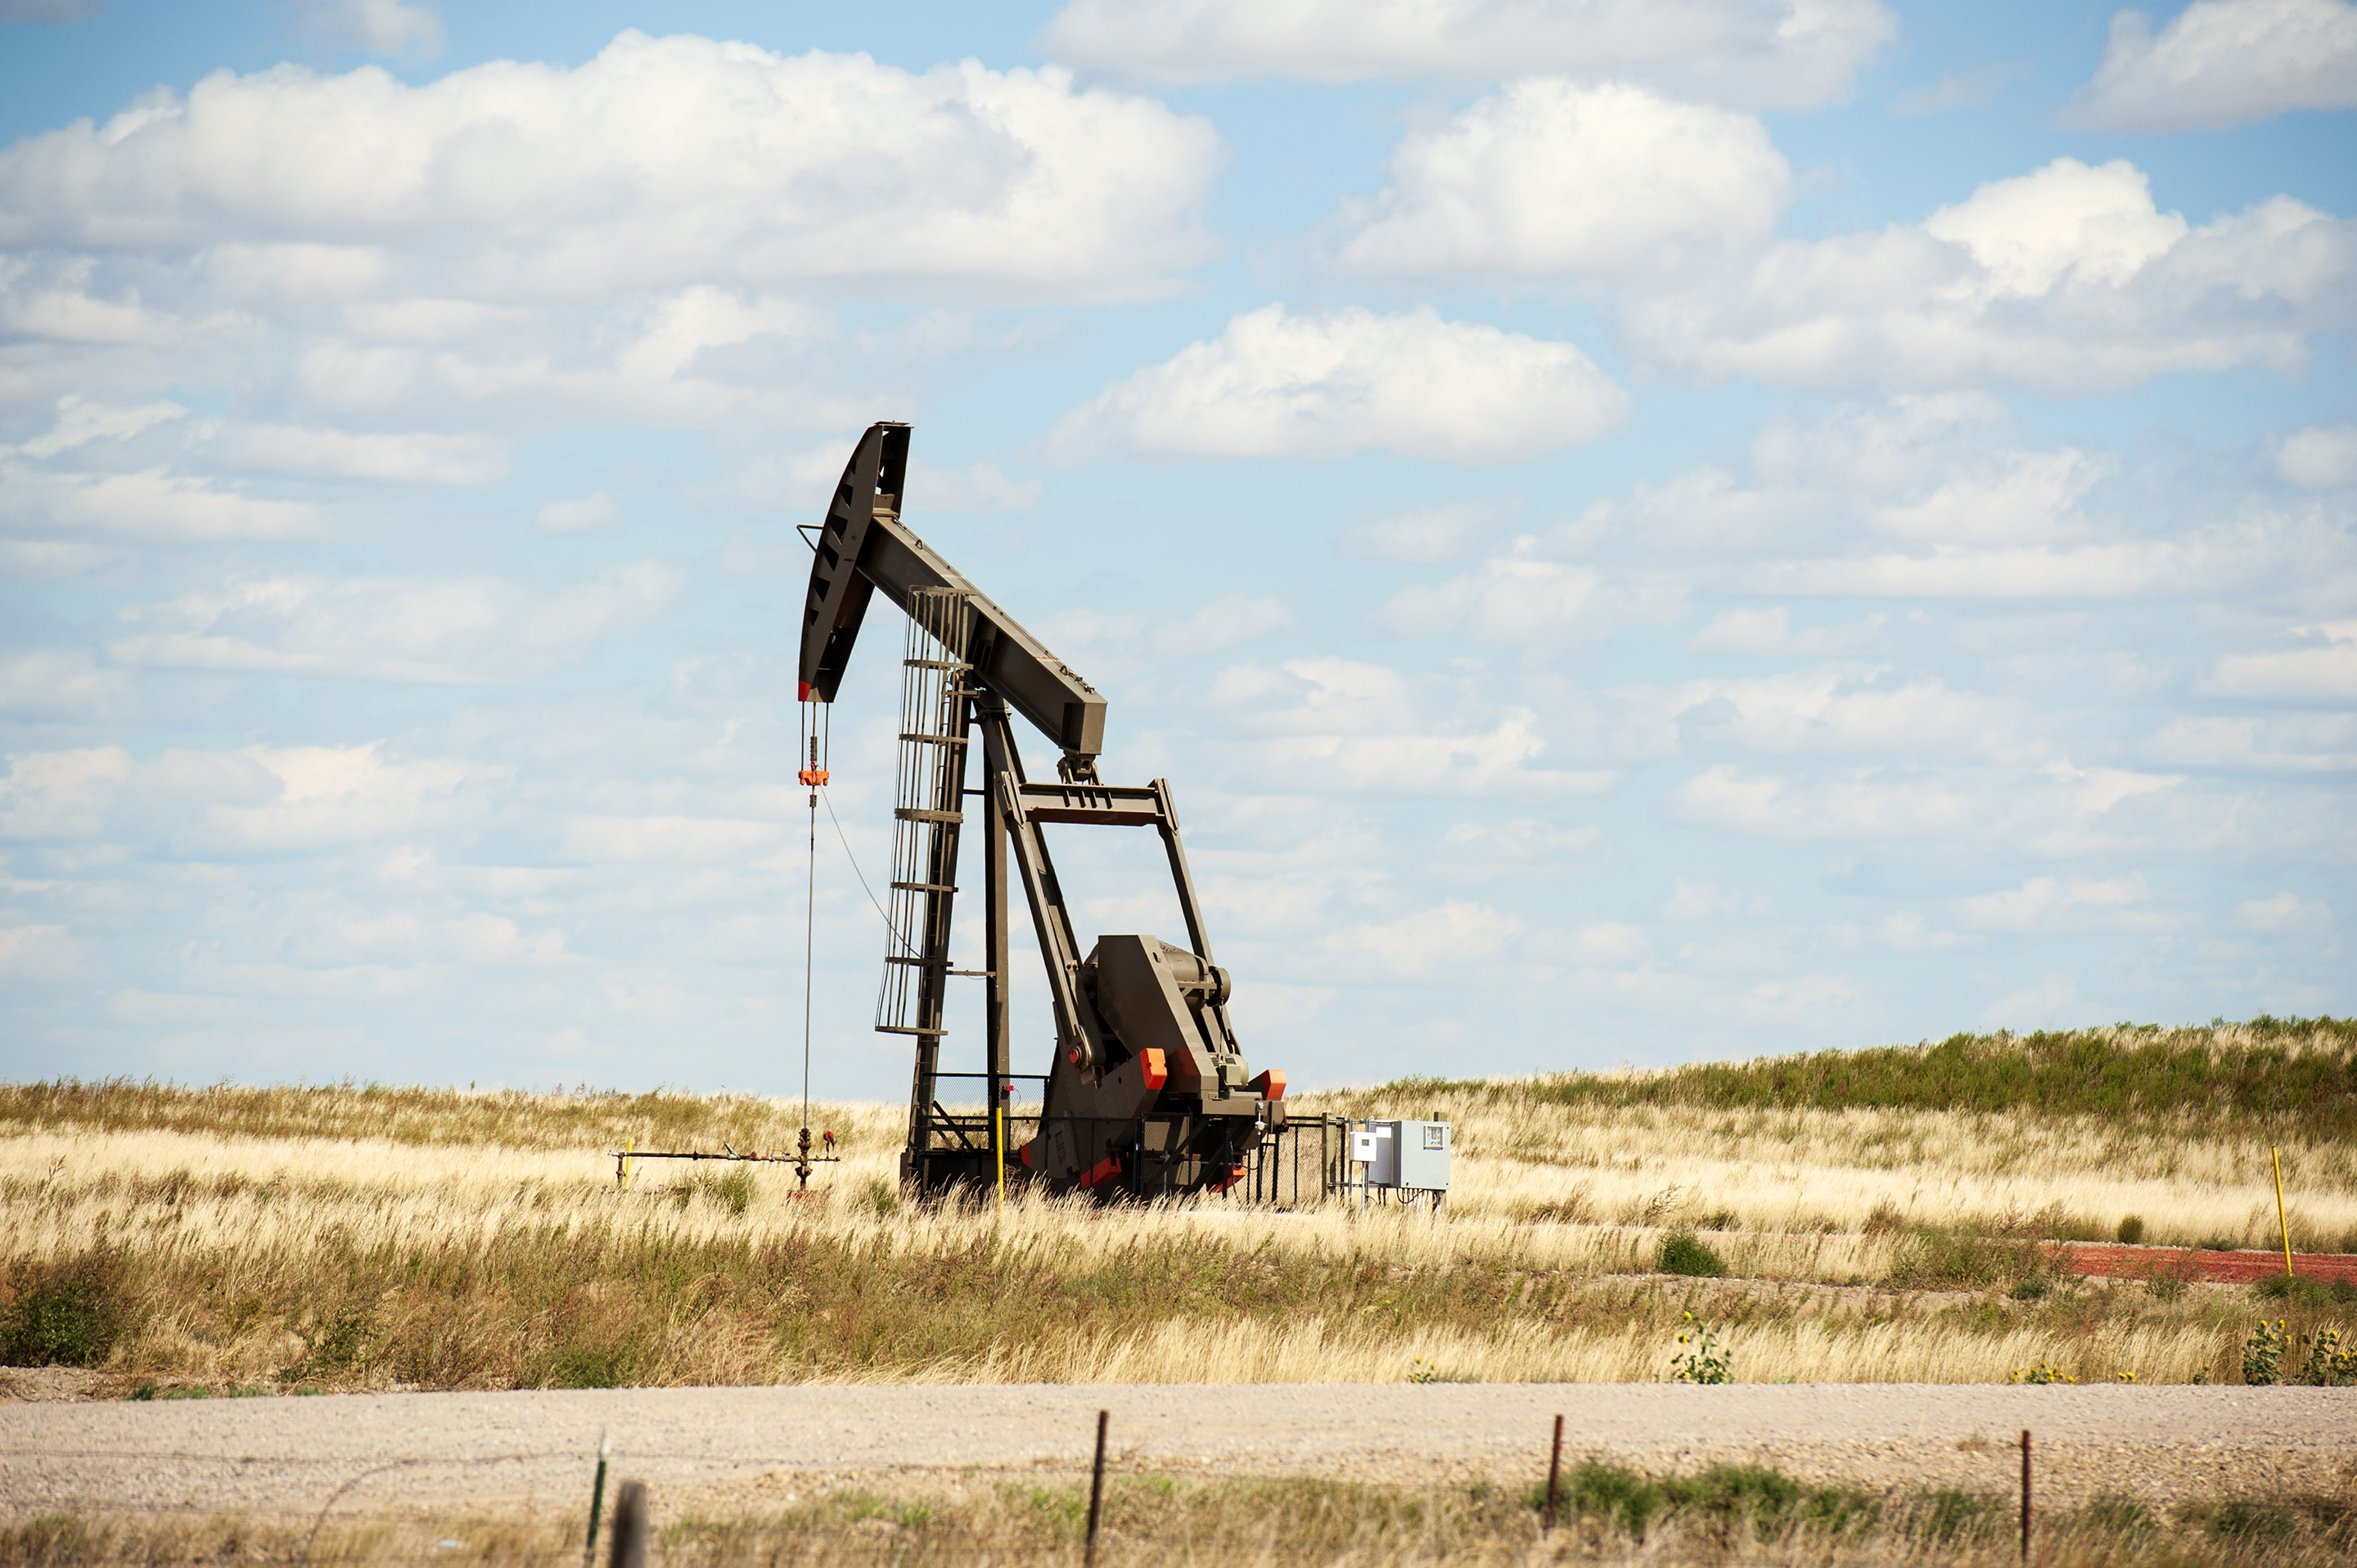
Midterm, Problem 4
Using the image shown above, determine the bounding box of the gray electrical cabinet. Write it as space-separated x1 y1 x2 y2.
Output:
1365 1120 1449 1192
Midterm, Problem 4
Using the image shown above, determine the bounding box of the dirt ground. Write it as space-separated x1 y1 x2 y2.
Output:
2061 1241 2357 1285
2 1384 2350 1529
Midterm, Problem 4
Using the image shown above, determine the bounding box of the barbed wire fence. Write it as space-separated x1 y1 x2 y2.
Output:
0 1412 2057 1566
7 1414 1521 1566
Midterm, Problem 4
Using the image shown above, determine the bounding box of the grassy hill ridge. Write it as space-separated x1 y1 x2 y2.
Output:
5 1018 2352 1147
1373 1019 2356 1140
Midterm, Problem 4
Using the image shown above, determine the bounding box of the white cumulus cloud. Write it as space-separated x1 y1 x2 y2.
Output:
1048 305 1627 464
1151 594 1295 656
0 746 133 840
1345 499 1513 564
1333 81 1790 278
1036 0 1897 110
1382 552 1683 647
293 0 445 59
2063 0 2357 131
535 492 616 535
106 565 681 685
1688 606 1888 655
0 32 1224 496
2236 890 2333 930
0 457 325 541
2199 621 2357 701
1208 657 1618 795
1623 157 2357 393
1319 899 1526 980
2140 714 2357 771
207 424 508 484
2279 425 2357 488
1958 873 2156 931
0 34 1219 304
0 651 131 716
1654 669 2039 761
1663 878 1771 920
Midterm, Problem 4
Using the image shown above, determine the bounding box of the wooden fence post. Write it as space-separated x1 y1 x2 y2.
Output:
1545 1413 1564 1535
2019 1430 2031 1562
1084 1409 1110 1568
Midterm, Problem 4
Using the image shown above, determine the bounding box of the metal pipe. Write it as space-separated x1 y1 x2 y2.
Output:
2274 1147 2293 1277
581 1429 609 1568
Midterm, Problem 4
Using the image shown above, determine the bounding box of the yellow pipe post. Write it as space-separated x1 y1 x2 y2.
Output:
2273 1146 2292 1277
995 1105 1006 1214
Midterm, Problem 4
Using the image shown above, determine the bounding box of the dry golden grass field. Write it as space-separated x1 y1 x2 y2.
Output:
6 1020 2357 1566
4 1020 2352 1395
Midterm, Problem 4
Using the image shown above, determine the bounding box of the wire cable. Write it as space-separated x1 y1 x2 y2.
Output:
822 790 915 958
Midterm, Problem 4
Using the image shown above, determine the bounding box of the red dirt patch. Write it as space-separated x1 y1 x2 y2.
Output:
2059 1243 2357 1285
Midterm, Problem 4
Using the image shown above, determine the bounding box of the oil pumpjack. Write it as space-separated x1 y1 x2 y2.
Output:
797 421 1285 1198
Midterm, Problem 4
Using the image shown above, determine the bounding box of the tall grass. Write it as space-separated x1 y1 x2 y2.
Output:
10 1467 2357 1567
2 1022 2350 1391
1314 1022 2357 1250
0 1079 810 1151
0 1127 2253 1390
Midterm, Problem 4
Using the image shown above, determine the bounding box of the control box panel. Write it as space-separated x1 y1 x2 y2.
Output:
1361 1119 1449 1192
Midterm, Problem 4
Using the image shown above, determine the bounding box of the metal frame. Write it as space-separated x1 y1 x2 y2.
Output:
895 688 1261 1195
804 422 1283 1199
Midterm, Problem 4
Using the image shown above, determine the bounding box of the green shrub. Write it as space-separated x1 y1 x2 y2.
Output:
2115 1215 2144 1245
2142 1252 2199 1302
1528 1460 1866 1543
2199 1498 2299 1543
0 1515 101 1563
705 1167 755 1217
277 1304 376 1382
534 1337 638 1389
1657 1230 1724 1278
0 1250 126 1368
2253 1273 2355 1306
1908 1490 2003 1546
2073 1494 2155 1539
1885 1230 2040 1291
2008 1275 2050 1301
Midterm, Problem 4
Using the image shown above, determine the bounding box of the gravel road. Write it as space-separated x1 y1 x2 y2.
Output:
5 1385 2350 1525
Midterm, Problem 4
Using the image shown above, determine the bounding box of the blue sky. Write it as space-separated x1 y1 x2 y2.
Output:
1 0 2352 1102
